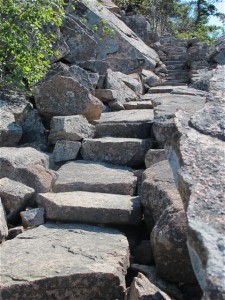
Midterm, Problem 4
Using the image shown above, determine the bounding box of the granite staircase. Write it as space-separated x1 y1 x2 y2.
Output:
160 36 190 86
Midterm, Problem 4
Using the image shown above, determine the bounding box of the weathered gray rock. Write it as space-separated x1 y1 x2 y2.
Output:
34 75 103 121
0 178 35 222
131 265 185 300
0 147 56 193
0 198 8 243
0 223 129 300
190 65 225 141
49 115 95 144
37 191 141 226
145 149 167 168
208 35 225 65
53 140 81 163
17 107 47 147
53 161 137 195
166 109 225 299
38 62 94 94
141 160 184 229
152 93 205 146
108 71 142 94
127 273 172 300
81 137 152 167
134 240 154 265
0 110 23 147
20 208 45 229
63 0 159 72
0 89 29 147
141 69 161 87
95 89 119 103
7 226 24 240
105 69 139 108
93 109 154 138
151 207 196 283
141 160 195 283
190 68 213 91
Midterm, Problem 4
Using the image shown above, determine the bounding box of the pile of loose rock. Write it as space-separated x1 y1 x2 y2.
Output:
0 1 224 299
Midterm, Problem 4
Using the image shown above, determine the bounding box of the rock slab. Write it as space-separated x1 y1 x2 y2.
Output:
0 223 129 300
37 191 142 226
53 161 137 195
81 137 152 167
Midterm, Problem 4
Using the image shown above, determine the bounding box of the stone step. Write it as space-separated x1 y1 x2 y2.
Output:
165 74 189 80
53 160 137 195
147 86 175 94
37 191 142 226
0 223 129 300
161 79 188 86
167 54 187 60
92 110 154 138
81 137 152 167
164 62 186 70
124 101 153 110
165 46 187 53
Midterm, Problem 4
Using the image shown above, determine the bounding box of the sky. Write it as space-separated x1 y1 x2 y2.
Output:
208 1 225 27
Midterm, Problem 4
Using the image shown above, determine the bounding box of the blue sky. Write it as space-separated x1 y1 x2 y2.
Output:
208 1 225 26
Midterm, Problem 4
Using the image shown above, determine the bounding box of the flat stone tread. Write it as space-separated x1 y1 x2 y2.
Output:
84 137 147 143
124 101 153 109
53 160 137 195
92 109 154 124
0 223 129 300
147 86 175 93
37 191 142 225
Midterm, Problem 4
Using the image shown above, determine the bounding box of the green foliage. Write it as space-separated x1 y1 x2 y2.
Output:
0 0 65 90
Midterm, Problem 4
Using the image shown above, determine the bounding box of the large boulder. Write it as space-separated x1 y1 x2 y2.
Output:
105 69 139 109
0 178 35 223
141 160 196 283
0 147 56 193
33 63 103 121
208 35 225 65
62 0 159 73
151 207 196 284
0 89 29 147
0 223 129 299
166 65 225 299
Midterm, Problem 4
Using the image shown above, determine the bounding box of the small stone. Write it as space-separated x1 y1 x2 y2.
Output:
127 272 172 300
49 115 95 144
20 208 45 229
53 140 81 163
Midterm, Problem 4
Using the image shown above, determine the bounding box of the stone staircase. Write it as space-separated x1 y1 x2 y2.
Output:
160 36 190 86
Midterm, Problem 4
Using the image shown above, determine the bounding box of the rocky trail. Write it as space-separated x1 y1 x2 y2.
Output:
0 1 224 299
